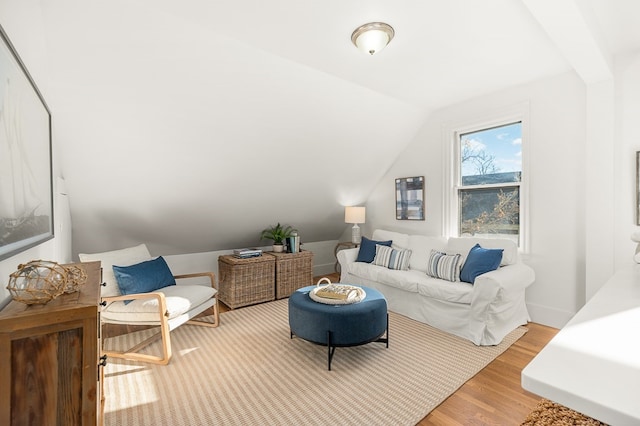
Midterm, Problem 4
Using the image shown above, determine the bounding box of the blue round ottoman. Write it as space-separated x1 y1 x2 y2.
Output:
288 285 388 370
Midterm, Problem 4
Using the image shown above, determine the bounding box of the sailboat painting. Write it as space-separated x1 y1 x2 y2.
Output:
0 25 53 261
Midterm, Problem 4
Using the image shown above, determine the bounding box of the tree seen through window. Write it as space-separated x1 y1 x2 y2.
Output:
458 122 522 243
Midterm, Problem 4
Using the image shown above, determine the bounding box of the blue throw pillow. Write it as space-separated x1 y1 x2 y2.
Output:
356 236 393 263
460 244 503 284
113 256 176 303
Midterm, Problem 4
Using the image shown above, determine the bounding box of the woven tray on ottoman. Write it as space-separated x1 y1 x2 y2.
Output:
217 254 275 309
266 251 314 299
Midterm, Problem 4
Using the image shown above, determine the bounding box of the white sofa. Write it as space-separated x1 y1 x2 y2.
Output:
337 229 535 345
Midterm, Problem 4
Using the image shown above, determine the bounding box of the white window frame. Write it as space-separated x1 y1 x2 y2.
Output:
442 102 530 252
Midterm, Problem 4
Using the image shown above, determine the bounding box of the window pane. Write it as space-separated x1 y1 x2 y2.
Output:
460 122 522 186
459 186 519 240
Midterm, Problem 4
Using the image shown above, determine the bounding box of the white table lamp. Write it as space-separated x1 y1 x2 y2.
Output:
345 206 366 244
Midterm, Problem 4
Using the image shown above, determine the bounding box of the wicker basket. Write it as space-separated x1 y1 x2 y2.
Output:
267 251 314 299
217 255 275 309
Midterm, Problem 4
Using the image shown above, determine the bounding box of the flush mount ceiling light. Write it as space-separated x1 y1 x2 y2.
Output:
351 22 395 56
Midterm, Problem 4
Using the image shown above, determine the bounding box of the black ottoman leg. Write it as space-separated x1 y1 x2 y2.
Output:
327 330 336 371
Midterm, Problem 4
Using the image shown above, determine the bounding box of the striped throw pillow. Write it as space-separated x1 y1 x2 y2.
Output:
372 245 412 271
426 250 462 282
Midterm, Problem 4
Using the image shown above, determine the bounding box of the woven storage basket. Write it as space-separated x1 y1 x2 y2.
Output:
217 255 275 309
267 251 314 299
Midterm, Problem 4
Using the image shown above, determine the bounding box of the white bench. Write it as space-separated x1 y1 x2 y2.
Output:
521 265 640 424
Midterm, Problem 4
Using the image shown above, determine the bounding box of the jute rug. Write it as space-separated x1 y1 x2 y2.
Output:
103 299 526 425
521 399 608 426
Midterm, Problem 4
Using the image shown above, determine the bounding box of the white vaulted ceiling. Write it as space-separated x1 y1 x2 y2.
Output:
20 0 640 255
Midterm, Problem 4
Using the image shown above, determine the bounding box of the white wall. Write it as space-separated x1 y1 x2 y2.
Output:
585 80 615 302
0 0 72 306
368 56 640 328
614 51 640 269
365 71 588 328
38 2 427 258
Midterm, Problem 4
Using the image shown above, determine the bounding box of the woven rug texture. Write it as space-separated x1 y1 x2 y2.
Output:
521 399 609 426
104 299 526 425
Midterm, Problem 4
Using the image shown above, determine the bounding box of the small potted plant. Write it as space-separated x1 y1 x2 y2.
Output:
260 223 296 253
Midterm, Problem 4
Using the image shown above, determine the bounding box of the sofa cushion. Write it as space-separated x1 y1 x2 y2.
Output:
375 268 419 293
372 245 411 270
372 229 410 250
459 244 503 284
101 284 217 324
426 250 462 282
113 256 176 303
79 244 152 297
415 276 473 304
377 269 472 303
346 261 387 284
356 236 393 263
447 237 517 266
407 235 448 273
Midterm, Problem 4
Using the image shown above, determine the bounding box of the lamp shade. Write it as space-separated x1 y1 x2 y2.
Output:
351 22 394 55
345 206 366 224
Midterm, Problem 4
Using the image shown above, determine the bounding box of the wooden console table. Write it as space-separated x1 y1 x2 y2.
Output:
0 261 104 425
521 265 640 424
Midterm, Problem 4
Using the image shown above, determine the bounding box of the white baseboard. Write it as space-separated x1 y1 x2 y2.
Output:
527 302 574 329
313 262 337 277
165 241 340 284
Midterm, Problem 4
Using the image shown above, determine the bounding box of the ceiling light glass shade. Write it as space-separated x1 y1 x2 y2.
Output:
351 22 394 55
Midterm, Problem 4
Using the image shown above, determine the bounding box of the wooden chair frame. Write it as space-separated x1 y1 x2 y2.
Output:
101 272 219 365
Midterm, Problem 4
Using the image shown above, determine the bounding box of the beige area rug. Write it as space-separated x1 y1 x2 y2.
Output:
103 299 526 425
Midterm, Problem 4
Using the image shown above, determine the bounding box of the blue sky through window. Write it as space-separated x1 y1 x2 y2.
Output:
460 122 522 177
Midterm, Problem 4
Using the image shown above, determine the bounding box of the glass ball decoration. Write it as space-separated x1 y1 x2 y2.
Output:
62 264 88 293
6 260 68 305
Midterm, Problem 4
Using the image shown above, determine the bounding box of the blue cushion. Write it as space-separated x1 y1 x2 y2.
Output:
356 237 393 263
113 256 176 303
460 244 503 284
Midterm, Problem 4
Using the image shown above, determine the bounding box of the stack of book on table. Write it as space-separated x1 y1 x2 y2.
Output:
233 248 263 259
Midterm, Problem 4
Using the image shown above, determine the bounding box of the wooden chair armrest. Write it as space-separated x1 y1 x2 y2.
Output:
102 292 165 303
173 272 217 290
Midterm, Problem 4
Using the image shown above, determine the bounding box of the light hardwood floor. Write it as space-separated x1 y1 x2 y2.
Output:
418 321 557 425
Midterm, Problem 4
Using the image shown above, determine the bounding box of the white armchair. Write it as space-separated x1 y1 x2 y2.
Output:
79 244 219 365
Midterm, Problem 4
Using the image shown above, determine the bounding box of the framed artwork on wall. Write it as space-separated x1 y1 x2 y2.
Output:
637 152 640 226
395 176 425 220
0 24 54 261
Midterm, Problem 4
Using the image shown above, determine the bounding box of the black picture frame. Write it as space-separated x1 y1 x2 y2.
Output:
637 152 640 226
395 176 425 220
0 24 54 261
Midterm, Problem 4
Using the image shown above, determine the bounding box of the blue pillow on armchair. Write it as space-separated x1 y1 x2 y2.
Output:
460 244 503 284
113 256 176 303
356 236 393 263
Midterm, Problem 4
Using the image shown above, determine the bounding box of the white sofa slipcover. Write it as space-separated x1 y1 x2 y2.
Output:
337 229 535 345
